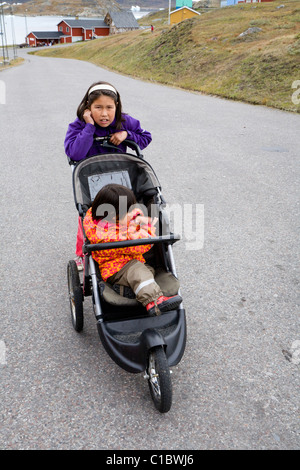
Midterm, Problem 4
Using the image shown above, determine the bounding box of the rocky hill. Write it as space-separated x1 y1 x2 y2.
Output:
8 0 122 17
4 0 174 15
4 0 174 16
116 0 173 9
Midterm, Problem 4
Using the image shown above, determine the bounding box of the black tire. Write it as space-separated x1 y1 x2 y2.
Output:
67 260 84 332
147 346 172 413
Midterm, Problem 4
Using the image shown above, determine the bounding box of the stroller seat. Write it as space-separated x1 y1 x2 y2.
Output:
99 268 180 308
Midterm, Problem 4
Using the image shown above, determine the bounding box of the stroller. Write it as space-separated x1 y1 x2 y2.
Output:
67 137 186 413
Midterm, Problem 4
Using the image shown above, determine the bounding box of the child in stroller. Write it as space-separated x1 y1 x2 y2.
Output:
83 183 182 316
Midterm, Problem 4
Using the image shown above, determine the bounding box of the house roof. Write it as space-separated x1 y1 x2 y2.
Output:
28 31 66 39
58 19 108 29
106 11 139 29
170 7 201 15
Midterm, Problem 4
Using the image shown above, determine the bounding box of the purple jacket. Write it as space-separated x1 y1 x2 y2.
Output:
64 114 152 161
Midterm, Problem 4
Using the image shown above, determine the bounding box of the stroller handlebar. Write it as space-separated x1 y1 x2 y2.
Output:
94 137 143 159
68 138 143 165
83 234 180 254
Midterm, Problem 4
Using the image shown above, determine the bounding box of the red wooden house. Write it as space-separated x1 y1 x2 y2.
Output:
26 13 139 46
26 19 109 46
57 19 110 43
26 31 65 47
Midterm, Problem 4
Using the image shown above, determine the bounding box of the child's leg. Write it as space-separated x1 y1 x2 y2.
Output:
109 260 163 307
75 216 83 257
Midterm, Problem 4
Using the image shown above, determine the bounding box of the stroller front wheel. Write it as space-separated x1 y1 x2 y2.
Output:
67 260 84 332
147 346 172 413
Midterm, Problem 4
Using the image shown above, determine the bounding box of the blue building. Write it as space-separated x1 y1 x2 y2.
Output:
176 0 193 8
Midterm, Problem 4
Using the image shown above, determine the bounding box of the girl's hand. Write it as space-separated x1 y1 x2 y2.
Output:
110 131 128 146
83 109 95 125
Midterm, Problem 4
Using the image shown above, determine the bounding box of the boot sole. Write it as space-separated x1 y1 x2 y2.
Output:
159 296 182 312
147 296 182 315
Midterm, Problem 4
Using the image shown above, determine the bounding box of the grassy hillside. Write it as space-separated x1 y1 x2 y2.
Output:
34 1 300 112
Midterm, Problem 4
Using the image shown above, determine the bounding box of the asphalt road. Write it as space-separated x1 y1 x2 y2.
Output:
0 48 299 450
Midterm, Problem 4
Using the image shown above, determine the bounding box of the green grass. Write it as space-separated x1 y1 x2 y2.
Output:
33 0 300 112
0 57 24 71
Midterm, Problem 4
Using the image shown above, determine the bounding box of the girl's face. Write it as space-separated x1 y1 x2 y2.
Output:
90 95 117 127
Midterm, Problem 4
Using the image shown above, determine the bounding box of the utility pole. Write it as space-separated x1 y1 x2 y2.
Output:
10 5 17 59
25 10 28 32
0 2 9 64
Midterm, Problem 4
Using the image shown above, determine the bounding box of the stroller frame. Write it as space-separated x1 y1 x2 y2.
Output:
67 138 186 413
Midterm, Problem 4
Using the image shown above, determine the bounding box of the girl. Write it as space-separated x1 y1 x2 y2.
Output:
83 184 182 316
64 81 152 161
64 81 152 268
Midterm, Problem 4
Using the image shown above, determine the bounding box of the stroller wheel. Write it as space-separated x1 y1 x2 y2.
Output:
67 260 84 332
147 346 172 413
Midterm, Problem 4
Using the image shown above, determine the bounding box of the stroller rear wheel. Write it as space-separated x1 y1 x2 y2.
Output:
147 346 172 413
67 260 84 332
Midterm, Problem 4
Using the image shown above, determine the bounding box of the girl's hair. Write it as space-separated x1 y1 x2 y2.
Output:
91 184 137 221
77 81 125 130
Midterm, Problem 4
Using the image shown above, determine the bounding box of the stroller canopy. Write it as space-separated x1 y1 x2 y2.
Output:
72 153 161 210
